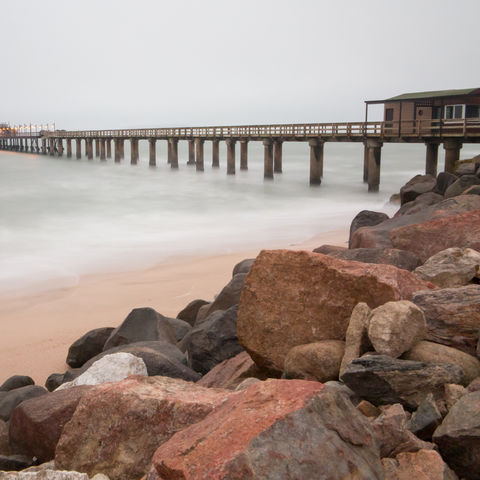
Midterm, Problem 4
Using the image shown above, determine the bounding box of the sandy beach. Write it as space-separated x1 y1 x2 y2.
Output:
0 229 348 386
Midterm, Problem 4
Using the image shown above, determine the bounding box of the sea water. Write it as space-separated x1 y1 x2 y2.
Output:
0 140 478 296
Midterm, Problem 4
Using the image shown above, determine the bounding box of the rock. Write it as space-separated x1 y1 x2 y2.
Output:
372 403 435 457
382 449 459 480
445 174 480 198
0 376 34 392
312 244 348 255
390 193 401 204
412 285 480 356
103 308 176 352
0 386 47 422
232 258 255 276
348 210 389 248
9 386 94 463
194 303 211 325
45 373 67 392
400 174 436 205
55 376 229 480
444 383 467 411
455 161 477 176
66 327 115 368
356 400 381 418
390 209 480 262
340 302 372 377
468 377 480 392
341 354 463 409
234 377 261 391
56 353 147 390
395 192 444 217
179 305 243 375
0 454 35 472
368 301 426 358
165 317 191 342
0 470 91 479
238 250 433 373
414 247 480 288
152 379 383 480
176 299 209 326
283 340 345 382
403 340 480 385
407 393 442 440
0 419 9 455
196 351 265 390
464 184 480 195
433 390 480 479
433 171 458 195
317 247 422 271
202 273 246 318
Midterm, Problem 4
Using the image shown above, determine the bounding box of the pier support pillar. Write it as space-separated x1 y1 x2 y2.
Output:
363 143 369 183
195 138 204 171
130 138 139 165
274 140 283 173
49 138 55 156
188 140 195 164
149 139 156 166
120 139 125 160
41 138 47 154
100 139 106 160
212 140 220 168
443 139 463 173
309 139 324 185
170 139 179 169
167 140 172 164
263 139 274 179
366 139 383 193
114 139 121 162
76 139 81 159
66 139 72 158
226 139 236 175
86 139 93 160
106 139 112 158
425 140 440 176
95 139 100 157
57 139 64 156
240 140 248 170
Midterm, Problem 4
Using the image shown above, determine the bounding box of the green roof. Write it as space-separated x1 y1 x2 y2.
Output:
386 88 479 101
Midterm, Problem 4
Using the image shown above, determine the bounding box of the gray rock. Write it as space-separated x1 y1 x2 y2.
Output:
400 174 436 205
0 386 47 421
433 171 458 195
348 210 389 248
165 317 191 342
464 184 480 195
194 303 211 326
202 274 246 318
0 419 8 455
455 162 477 176
176 299 209 326
445 174 480 198
0 376 34 392
395 192 444 217
407 393 443 440
66 327 115 368
232 258 255 276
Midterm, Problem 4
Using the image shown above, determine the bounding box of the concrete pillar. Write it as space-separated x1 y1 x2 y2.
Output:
49 138 55 156
41 138 47 154
86 139 94 160
363 143 369 183
100 139 106 160
263 139 274 179
443 139 462 173
226 139 236 175
114 139 121 162
309 139 324 185
274 140 283 173
366 139 383 192
212 140 220 168
95 138 100 157
149 138 156 166
195 138 204 171
167 140 172 164
57 139 64 156
76 139 81 159
130 138 139 165
170 139 179 169
188 140 195 165
425 140 440 176
66 139 72 158
120 139 125 159
106 139 112 158
240 140 248 170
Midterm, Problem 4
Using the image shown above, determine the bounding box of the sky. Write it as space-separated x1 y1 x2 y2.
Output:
1 0 479 130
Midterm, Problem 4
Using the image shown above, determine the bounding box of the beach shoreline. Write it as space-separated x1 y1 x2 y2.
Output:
0 228 348 386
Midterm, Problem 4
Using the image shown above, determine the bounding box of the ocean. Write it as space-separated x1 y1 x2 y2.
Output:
0 140 478 296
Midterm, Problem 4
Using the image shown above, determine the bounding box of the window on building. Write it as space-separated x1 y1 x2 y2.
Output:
445 105 465 119
432 107 442 119
466 105 480 118
385 108 394 121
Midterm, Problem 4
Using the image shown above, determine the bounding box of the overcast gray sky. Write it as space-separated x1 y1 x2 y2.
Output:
1 0 479 129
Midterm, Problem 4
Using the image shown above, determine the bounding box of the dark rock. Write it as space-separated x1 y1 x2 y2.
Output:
407 393 443 440
194 303 211 326
45 373 67 392
395 192 444 217
103 307 176 351
179 305 243 375
202 273 246 318
165 317 191 342
445 174 480 198
0 454 35 471
312 244 348 255
455 162 477 176
0 419 9 455
348 210 389 248
341 354 463 409
232 258 255 276
0 386 48 421
176 299 209 326
0 375 34 392
464 184 480 195
433 171 458 195
400 174 436 205
66 327 114 368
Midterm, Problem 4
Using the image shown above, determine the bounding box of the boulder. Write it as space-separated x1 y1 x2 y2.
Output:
0 470 91 479
152 379 383 480
433 390 480 479
179 305 243 375
176 299 209 326
407 393 443 440
412 285 480 356
56 353 147 390
202 273 246 318
316 247 422 271
390 209 480 262
0 419 8 455
455 161 477 176
9 386 94 462
194 303 211 325
443 383 467 411
356 400 381 418
348 210 389 248
394 192 444 217
341 354 463 409
0 376 34 392
66 327 115 368
238 250 433 373
414 247 480 288
382 449 459 480
367 301 426 358
312 244 347 255
445 174 480 198
103 308 176 351
400 174 436 205
403 340 480 385
45 374 67 392
468 377 480 392
0 386 47 421
232 258 255 276
55 376 229 480
283 340 345 382
433 171 458 195
165 317 191 342
340 302 372 376
464 184 480 195
0 454 36 472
